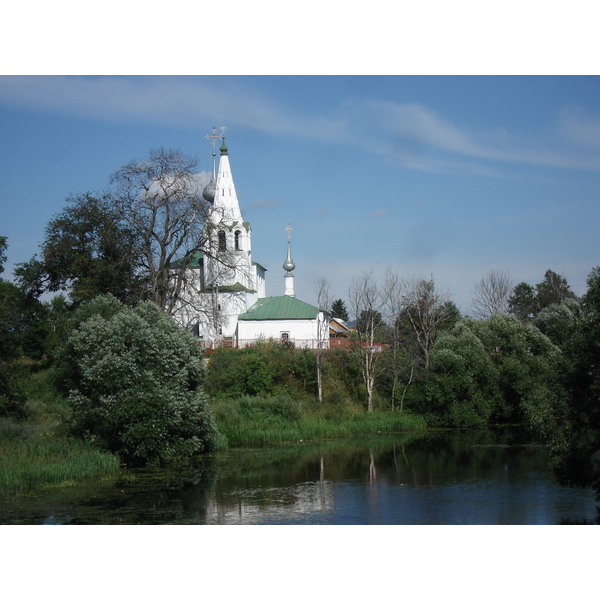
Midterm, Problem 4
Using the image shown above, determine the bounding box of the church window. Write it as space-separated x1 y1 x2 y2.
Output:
218 231 227 251
234 230 241 251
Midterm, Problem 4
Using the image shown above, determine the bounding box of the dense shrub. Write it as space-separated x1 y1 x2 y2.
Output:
206 340 318 400
54 295 218 465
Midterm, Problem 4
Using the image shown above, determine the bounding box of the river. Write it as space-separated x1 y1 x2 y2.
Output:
1 427 597 524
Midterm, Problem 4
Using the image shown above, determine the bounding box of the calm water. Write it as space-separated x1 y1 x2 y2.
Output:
1 428 597 524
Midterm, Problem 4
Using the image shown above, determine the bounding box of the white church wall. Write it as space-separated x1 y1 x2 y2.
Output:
237 318 322 349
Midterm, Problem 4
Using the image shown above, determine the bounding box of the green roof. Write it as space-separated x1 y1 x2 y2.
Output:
238 295 318 321
168 251 204 269
202 282 255 293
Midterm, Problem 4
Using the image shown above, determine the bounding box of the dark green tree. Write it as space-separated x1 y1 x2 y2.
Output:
508 282 537 320
535 269 577 310
330 298 349 321
509 270 576 321
15 193 145 306
532 266 600 488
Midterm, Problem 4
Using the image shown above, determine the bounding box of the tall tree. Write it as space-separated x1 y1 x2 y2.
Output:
399 277 457 371
470 269 513 319
348 271 385 412
330 298 349 321
110 148 214 315
509 270 577 321
15 193 144 305
508 282 537 320
535 269 577 309
314 277 333 403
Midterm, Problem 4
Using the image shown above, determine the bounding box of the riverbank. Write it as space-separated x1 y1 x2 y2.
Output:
0 365 120 497
209 394 428 447
1 363 428 496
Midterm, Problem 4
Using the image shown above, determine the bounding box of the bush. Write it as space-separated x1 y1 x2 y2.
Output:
54 295 218 465
206 341 318 400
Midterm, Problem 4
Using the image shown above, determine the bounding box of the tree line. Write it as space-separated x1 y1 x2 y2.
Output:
1 147 599 490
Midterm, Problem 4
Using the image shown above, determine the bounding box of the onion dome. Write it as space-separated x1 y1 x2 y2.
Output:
202 180 216 203
283 241 295 272
220 138 228 155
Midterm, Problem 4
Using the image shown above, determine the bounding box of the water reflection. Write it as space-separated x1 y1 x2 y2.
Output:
1 427 597 524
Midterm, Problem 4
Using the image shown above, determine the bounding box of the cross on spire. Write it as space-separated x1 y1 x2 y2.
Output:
285 223 294 242
205 126 226 156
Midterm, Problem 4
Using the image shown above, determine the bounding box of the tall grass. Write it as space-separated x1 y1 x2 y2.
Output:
0 363 120 497
0 434 120 497
210 395 427 447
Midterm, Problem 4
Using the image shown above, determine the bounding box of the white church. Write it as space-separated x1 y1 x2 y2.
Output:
173 128 328 350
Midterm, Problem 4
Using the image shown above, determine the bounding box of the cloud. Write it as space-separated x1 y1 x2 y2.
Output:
243 197 281 210
558 107 600 150
2 76 599 175
368 209 389 218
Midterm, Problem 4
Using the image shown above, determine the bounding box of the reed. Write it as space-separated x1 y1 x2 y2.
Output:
210 395 427 447
0 435 120 497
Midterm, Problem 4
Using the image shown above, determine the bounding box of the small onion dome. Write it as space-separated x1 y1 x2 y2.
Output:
283 243 295 271
220 138 228 155
202 180 216 203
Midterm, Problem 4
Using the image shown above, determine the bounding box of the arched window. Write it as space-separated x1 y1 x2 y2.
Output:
218 230 227 251
234 230 241 251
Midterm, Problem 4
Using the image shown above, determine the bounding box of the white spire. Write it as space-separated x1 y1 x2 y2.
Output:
283 223 295 297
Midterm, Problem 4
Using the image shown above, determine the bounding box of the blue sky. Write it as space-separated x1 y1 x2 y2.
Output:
1 75 599 313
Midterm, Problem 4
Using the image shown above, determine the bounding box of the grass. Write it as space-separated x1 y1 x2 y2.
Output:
0 434 120 497
0 362 120 498
209 394 427 447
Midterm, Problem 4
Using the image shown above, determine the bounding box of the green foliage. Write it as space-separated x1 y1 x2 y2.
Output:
535 299 581 348
330 298 349 321
423 324 500 427
467 313 562 423
405 313 563 429
14 193 145 306
0 435 119 497
54 295 218 465
0 279 50 360
0 360 27 418
206 340 317 399
209 394 426 447
509 270 577 320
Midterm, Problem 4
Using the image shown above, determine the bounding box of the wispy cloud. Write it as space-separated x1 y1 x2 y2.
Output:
2 76 599 175
243 197 281 210
369 209 389 217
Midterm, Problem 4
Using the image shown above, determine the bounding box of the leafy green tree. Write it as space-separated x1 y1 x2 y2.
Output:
531 266 600 488
424 322 501 427
534 299 581 349
508 282 537 320
535 269 577 309
1 279 50 360
15 194 144 306
54 294 218 465
468 313 563 424
330 299 349 321
509 270 576 321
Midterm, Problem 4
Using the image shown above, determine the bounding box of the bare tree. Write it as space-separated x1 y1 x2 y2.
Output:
314 277 332 403
400 276 456 371
470 269 513 319
381 267 419 411
111 148 225 316
348 270 385 412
